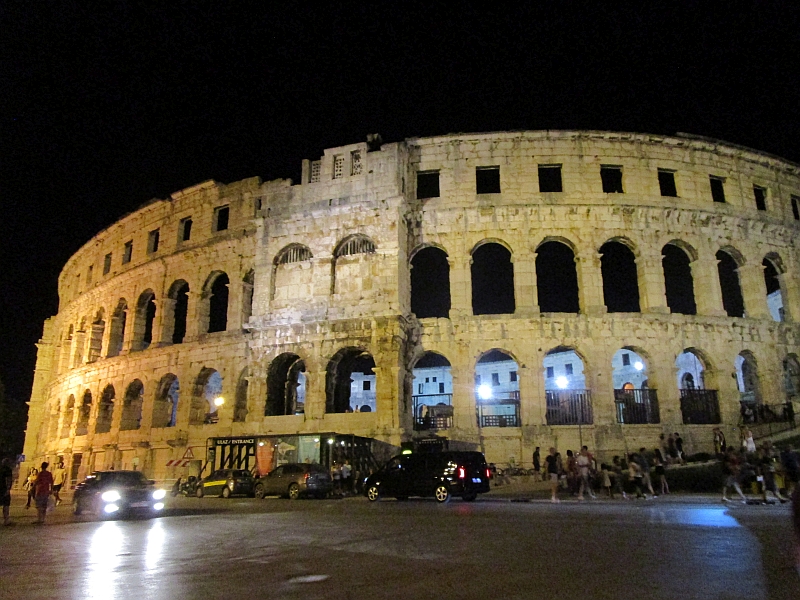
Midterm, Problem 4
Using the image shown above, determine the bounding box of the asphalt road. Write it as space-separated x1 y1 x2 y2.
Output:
0 494 797 600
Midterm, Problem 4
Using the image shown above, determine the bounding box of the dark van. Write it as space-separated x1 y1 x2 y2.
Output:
364 451 491 503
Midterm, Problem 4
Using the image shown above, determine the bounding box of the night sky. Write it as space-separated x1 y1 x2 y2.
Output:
2 3 800 406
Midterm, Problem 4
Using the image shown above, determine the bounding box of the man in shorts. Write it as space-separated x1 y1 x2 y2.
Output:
52 458 67 506
33 462 54 524
721 448 747 503
545 447 561 503
1 458 13 525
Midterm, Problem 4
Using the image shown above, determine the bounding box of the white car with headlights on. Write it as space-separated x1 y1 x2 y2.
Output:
73 471 167 518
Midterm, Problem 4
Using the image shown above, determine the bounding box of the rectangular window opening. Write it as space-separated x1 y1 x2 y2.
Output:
753 186 767 211
147 229 160 254
350 150 362 176
103 253 112 275
476 374 482 385
546 366 554 379
214 205 229 232
180 217 193 242
658 169 677 197
432 377 437 382
538 165 563 193
86 265 93 286
491 373 500 386
792 196 800 221
416 170 440 199
122 241 133 264
622 353 630 366
439 382 445 394
600 165 624 193
565 363 574 375
333 155 344 179
510 370 518 382
710 176 726 203
418 384 424 394
363 380 371 391
476 166 501 194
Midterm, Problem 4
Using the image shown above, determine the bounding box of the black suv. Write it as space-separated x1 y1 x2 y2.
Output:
73 470 167 518
364 451 491 503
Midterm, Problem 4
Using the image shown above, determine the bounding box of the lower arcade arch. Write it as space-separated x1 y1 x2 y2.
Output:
411 352 453 430
475 349 520 427
611 348 659 424
75 390 91 436
120 379 144 430
266 354 306 416
95 385 116 434
191 368 223 425
326 348 376 413
543 347 591 425
152 374 179 428
676 349 720 424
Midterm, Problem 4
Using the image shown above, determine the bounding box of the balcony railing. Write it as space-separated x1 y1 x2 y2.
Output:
476 391 520 427
679 389 720 424
614 389 660 424
546 390 593 425
413 394 453 431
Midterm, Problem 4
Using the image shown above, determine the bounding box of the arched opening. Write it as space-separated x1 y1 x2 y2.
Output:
600 241 640 312
676 349 720 424
153 374 179 428
736 351 761 424
763 256 784 322
475 349 520 427
662 244 697 315
716 249 744 318
191 368 223 425
544 347 591 425
412 352 453 430
266 354 306 416
326 348 376 413
95 385 116 434
242 269 255 325
133 290 157 351
410 246 451 318
120 379 144 430
107 299 128 357
207 273 230 333
167 280 190 344
234 369 249 422
536 241 579 313
612 349 658 424
272 244 313 303
784 355 800 400
87 309 105 362
76 390 91 436
60 395 75 438
471 242 515 315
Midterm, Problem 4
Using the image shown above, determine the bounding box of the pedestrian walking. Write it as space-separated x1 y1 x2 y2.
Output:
577 446 596 500
627 455 646 499
545 447 561 503
674 432 685 463
532 447 541 481
611 456 626 499
24 467 37 509
331 462 342 495
721 448 748 503
667 434 678 463
33 462 54 524
340 460 352 495
565 450 578 495
713 427 727 455
600 464 613 498
756 447 787 504
780 445 799 495
653 454 669 495
52 459 67 506
636 448 656 496
1 458 13 526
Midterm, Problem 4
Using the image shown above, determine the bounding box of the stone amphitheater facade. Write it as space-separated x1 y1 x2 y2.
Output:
22 130 800 483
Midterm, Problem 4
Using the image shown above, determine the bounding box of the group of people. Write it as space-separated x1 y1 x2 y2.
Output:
0 459 68 526
330 460 353 495
720 441 798 504
539 445 670 503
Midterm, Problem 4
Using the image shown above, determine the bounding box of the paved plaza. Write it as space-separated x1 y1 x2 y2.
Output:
0 489 797 600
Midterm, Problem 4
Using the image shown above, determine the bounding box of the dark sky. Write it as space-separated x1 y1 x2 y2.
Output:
2 2 800 403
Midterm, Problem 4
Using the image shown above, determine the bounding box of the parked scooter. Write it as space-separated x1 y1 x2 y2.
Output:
171 475 199 497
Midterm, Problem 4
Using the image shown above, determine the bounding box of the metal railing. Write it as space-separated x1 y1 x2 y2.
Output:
545 390 593 425
476 391 520 427
614 389 660 424
412 394 453 431
679 389 720 424
739 400 796 438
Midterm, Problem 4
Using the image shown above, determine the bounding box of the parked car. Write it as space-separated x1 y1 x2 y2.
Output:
73 470 167 517
254 463 333 499
364 451 491 503
195 469 255 498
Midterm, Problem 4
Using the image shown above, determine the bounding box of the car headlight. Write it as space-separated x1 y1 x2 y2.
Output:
152 489 167 500
101 490 121 503
228 481 235 490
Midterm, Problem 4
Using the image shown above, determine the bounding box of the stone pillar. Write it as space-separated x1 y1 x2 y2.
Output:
513 251 539 316
226 276 243 330
158 298 176 345
575 249 606 316
448 256 472 318
690 256 727 317
519 364 543 426
313 257 334 300
589 350 615 426
185 291 202 342
738 263 770 319
303 364 327 422
638 251 669 314
450 365 478 432
777 271 800 322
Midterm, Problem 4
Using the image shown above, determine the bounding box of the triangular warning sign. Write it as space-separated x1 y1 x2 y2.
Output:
182 448 195 460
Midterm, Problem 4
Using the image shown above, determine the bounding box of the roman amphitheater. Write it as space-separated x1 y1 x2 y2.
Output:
22 130 800 485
